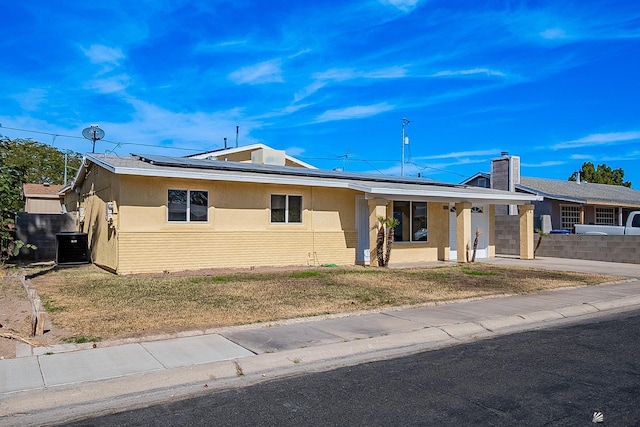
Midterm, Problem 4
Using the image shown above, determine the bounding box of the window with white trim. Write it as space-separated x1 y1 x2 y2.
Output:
168 189 208 222
595 207 615 225
560 205 581 230
393 201 428 242
271 195 302 223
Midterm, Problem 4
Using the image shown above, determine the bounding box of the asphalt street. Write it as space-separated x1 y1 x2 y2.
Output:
61 309 640 427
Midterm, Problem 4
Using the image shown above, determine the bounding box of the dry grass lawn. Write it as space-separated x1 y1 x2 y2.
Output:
23 263 621 343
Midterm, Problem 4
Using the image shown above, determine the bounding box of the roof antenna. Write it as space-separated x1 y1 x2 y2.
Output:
235 126 239 148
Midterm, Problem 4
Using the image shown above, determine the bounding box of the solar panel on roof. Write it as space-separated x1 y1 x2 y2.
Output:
132 154 461 188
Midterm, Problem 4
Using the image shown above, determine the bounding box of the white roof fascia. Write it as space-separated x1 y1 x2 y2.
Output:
68 155 93 190
352 184 542 204
283 155 317 169
187 143 267 159
98 164 352 189
460 172 490 185
516 185 584 204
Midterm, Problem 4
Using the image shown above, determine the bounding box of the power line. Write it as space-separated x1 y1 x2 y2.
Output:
300 156 395 163
405 161 469 178
0 125 202 152
1 124 470 179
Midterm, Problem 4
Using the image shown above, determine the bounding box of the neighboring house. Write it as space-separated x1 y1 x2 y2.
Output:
62 147 540 274
17 183 74 261
463 154 640 231
22 183 64 214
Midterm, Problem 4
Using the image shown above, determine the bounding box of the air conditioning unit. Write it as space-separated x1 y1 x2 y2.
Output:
56 232 90 265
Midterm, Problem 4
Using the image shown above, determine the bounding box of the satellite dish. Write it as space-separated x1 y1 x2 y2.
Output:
82 124 105 153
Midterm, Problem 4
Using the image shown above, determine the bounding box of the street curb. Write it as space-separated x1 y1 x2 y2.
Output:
3 295 640 426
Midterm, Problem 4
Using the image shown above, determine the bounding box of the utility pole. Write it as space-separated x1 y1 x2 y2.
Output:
64 151 68 185
401 118 410 176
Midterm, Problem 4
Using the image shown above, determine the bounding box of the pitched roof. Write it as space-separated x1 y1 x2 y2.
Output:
186 143 317 169
518 177 640 207
73 153 541 205
22 183 64 198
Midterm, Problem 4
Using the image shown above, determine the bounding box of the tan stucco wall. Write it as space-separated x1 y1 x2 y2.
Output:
519 204 535 259
113 175 358 273
75 164 121 272
210 148 305 167
118 177 355 233
488 204 496 257
456 202 472 263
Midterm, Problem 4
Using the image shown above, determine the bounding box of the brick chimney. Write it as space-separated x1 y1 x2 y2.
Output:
491 152 520 215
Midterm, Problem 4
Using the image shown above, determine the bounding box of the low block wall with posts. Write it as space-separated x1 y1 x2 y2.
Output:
495 215 640 264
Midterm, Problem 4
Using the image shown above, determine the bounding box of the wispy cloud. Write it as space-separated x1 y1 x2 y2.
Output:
294 66 407 103
551 131 640 149
414 149 500 160
12 88 48 112
85 74 131 94
569 154 593 160
521 161 566 168
601 150 640 162
540 28 568 40
228 59 284 85
194 40 248 52
431 68 507 78
313 103 395 123
82 45 125 69
380 0 422 13
98 99 263 152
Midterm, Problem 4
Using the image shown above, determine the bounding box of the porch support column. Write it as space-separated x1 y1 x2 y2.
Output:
455 202 472 263
518 204 535 260
488 204 496 258
368 199 388 267
618 207 623 226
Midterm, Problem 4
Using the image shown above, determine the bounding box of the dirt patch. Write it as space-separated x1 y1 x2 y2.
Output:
0 276 32 359
0 270 71 359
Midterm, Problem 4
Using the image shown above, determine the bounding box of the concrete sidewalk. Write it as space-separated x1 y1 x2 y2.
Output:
2 257 640 426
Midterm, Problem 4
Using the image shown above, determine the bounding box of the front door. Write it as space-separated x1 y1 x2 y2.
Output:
449 205 489 260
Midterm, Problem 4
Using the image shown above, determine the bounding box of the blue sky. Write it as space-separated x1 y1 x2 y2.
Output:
1 0 639 186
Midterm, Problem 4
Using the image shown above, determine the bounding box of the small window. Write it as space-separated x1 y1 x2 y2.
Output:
595 207 615 225
561 205 581 230
393 201 428 242
168 189 208 222
190 190 208 222
271 195 302 223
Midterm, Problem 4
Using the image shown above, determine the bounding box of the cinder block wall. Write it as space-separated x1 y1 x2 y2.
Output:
534 234 640 264
495 215 640 264
15 213 76 261
495 215 520 255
